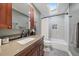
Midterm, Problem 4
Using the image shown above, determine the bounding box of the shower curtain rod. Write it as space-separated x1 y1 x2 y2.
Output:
41 12 68 19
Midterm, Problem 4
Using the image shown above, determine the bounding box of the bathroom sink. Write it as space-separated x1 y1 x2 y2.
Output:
17 38 35 45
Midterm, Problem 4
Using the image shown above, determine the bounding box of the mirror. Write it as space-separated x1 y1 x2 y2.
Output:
12 3 30 30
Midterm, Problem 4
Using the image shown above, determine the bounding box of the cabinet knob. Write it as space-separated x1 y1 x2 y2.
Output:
8 26 12 29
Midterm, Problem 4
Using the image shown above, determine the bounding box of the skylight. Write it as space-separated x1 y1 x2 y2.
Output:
47 3 57 11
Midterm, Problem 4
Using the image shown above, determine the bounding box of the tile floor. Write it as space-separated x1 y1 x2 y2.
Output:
44 48 69 56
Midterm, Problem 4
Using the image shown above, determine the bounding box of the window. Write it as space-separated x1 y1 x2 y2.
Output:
47 3 57 11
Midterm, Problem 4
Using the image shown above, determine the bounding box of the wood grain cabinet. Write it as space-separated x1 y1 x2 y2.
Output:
15 37 44 56
0 3 12 29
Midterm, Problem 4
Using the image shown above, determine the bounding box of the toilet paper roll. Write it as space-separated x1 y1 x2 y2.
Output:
2 37 9 44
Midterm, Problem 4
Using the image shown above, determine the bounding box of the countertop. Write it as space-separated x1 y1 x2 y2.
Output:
0 35 43 56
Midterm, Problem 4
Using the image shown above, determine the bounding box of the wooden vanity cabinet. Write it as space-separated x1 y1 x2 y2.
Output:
15 37 44 56
0 3 12 29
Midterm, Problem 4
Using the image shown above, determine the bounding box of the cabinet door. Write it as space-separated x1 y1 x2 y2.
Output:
0 3 12 29
39 45 44 56
6 3 12 29
0 3 7 28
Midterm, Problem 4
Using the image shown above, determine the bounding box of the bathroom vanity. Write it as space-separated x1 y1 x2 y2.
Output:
15 35 44 56
0 35 44 56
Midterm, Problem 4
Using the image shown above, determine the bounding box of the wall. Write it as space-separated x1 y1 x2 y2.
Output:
41 15 65 40
69 3 79 55
12 9 29 29
41 18 49 40
35 11 41 34
49 15 65 40
34 6 41 34
64 6 69 44
64 14 69 44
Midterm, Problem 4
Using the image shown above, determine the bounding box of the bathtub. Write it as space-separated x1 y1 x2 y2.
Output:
45 38 69 52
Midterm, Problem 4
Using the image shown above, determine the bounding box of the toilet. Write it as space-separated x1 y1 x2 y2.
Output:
44 40 52 52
